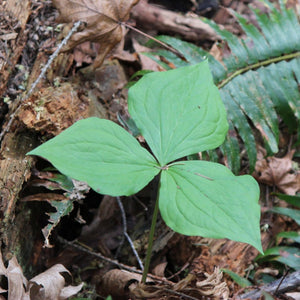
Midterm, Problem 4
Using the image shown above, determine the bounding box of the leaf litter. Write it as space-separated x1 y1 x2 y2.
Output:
98 267 229 299
22 171 90 248
254 147 300 195
52 0 139 68
6 0 300 298
0 251 83 300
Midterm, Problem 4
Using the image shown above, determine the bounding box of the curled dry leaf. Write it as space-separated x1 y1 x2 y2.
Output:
28 264 83 300
100 269 143 297
0 252 28 300
253 148 300 195
0 251 83 300
52 0 140 68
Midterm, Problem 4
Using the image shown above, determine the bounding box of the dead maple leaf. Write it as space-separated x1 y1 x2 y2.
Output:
52 0 140 68
253 148 300 195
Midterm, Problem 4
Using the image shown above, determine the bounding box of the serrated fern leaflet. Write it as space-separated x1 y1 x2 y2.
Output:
145 0 300 173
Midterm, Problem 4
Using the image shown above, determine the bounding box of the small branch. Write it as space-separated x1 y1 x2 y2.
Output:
57 236 173 284
154 287 199 300
26 21 82 98
115 196 144 271
238 270 300 299
123 22 186 61
58 236 142 273
167 262 190 280
58 237 205 300
0 21 82 143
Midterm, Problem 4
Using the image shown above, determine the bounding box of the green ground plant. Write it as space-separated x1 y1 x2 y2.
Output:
256 193 300 271
27 61 262 281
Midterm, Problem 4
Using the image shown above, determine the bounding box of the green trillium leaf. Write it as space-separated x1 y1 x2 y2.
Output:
27 61 262 252
28 118 160 196
159 161 262 252
128 61 229 166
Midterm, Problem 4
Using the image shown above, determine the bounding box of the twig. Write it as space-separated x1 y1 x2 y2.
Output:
57 236 172 284
58 237 202 300
132 195 148 211
58 236 140 273
274 268 290 296
238 270 300 299
26 21 81 98
157 287 199 300
122 22 186 61
0 21 82 143
115 196 144 271
167 262 190 280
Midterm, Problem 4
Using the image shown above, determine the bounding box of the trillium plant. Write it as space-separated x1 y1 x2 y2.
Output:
28 61 262 281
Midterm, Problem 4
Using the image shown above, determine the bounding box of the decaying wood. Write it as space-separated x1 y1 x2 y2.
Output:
0 0 31 96
0 131 37 247
239 270 300 299
0 24 106 266
0 78 106 248
185 218 286 278
131 0 218 42
0 0 33 264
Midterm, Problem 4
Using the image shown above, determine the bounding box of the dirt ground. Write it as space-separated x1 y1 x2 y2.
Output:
0 0 299 299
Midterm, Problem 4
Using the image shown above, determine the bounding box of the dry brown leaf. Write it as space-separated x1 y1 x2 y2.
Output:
253 149 300 195
28 264 83 300
0 252 82 300
73 41 97 67
52 0 139 68
132 39 163 71
152 261 168 277
100 269 143 297
0 251 28 300
0 252 7 276
21 193 68 202
131 268 229 299
6 256 28 300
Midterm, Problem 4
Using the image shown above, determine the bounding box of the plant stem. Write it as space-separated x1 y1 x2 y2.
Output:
122 22 186 61
141 186 160 283
218 51 300 89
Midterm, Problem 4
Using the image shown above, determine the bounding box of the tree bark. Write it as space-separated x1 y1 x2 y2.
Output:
0 0 31 96
0 0 107 274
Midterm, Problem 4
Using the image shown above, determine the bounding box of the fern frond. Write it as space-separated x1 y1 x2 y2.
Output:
144 0 300 173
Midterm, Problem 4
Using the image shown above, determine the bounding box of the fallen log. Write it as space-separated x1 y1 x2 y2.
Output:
131 0 218 42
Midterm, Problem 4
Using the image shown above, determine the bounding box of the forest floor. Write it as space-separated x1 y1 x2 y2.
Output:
0 0 299 299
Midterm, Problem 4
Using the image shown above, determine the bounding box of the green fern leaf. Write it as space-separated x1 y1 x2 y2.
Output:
145 0 300 173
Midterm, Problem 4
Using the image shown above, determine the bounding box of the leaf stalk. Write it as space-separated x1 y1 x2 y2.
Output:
141 183 160 283
123 22 186 61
